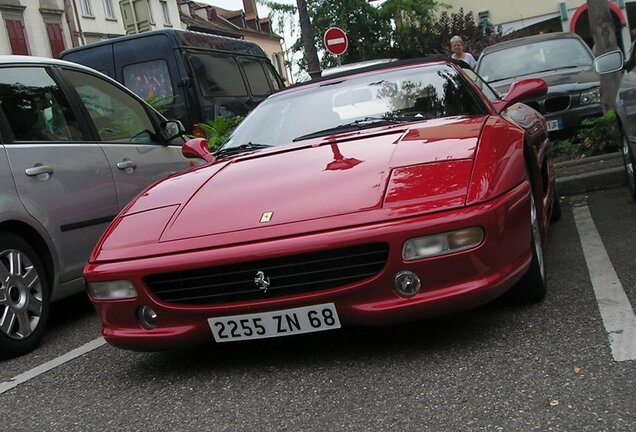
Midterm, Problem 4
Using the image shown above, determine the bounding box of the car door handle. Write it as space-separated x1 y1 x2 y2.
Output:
25 164 54 177
117 159 137 170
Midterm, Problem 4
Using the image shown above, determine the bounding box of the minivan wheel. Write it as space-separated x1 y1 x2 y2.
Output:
621 131 636 201
0 232 50 359
507 193 547 304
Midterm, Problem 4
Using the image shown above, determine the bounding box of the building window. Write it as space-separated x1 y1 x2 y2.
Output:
148 1 155 24
102 0 115 19
160 1 171 25
46 22 66 58
4 19 29 55
80 0 93 16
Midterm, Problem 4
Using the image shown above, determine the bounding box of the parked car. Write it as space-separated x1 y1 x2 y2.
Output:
476 32 602 137
0 55 198 359
84 58 558 351
61 29 285 137
593 48 635 200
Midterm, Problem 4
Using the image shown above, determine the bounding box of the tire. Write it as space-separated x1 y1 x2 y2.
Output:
550 178 562 222
620 130 636 202
508 193 547 304
0 232 50 359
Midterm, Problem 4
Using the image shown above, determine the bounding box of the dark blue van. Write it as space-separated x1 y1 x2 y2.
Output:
61 29 284 135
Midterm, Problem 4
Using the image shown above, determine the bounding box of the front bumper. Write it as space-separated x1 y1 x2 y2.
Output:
86 181 534 351
544 103 603 137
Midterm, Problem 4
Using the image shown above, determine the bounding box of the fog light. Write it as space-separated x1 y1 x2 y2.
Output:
137 305 158 329
394 271 421 297
87 280 137 300
403 227 484 261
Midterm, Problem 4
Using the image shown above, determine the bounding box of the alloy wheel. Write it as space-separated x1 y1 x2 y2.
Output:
530 195 545 281
622 133 636 198
0 248 44 340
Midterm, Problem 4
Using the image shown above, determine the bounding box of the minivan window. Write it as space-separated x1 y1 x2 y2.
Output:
240 58 272 96
64 69 157 143
123 60 174 101
0 67 83 142
187 52 248 98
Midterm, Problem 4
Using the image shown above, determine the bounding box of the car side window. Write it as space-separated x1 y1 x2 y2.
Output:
123 60 175 102
0 66 83 142
63 69 157 143
239 58 272 96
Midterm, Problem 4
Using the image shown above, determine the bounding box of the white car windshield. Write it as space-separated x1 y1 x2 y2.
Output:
220 63 484 149
477 38 594 83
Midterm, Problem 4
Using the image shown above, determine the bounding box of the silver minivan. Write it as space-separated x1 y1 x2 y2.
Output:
0 56 196 359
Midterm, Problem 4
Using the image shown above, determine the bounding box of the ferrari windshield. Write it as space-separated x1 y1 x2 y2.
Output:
477 37 594 83
220 63 484 149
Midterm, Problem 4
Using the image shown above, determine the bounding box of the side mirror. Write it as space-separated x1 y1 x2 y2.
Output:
182 138 215 162
594 50 624 74
160 120 185 142
492 78 547 113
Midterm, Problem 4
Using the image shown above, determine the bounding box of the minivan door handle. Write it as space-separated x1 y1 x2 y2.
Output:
25 164 54 177
116 159 137 172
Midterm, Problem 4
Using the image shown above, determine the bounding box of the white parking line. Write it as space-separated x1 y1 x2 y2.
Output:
0 337 105 395
573 204 636 362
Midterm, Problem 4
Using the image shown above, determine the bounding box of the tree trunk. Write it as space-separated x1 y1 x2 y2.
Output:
296 0 321 79
587 0 621 111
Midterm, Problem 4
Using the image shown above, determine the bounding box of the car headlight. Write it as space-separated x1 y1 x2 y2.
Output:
87 280 137 300
580 88 601 105
402 227 484 261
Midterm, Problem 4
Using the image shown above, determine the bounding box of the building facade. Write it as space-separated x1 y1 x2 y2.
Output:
0 0 181 57
443 0 635 52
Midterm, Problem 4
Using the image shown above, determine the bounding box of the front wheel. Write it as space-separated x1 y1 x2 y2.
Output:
0 232 50 359
620 130 636 202
508 193 547 304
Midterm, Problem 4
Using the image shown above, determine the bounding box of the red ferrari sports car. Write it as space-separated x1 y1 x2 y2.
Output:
84 58 558 350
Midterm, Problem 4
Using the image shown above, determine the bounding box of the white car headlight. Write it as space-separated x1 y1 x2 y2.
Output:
580 88 601 105
87 280 137 300
402 227 484 261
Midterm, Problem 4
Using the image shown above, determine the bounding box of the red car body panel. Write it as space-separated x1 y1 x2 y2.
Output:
84 60 555 351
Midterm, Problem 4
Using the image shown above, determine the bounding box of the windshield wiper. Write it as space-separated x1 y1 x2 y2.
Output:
214 142 273 157
292 116 407 142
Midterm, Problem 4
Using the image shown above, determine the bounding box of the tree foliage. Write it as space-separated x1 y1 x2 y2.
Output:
261 1 510 77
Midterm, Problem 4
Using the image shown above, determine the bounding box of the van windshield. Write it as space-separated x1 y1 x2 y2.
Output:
187 52 248 98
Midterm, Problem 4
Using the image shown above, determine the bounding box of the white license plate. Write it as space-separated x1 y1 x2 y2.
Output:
546 119 562 131
208 303 341 342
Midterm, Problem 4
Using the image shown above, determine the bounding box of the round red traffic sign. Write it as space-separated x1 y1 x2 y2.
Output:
323 27 348 56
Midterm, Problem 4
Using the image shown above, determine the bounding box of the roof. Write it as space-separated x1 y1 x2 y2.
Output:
0 55 100 72
481 32 587 56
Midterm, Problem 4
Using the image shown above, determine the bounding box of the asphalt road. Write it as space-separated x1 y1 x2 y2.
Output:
1 187 635 431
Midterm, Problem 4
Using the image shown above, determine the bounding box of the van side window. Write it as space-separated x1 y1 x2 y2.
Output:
123 60 174 102
63 69 157 143
0 67 83 142
187 53 247 98
239 58 271 96
263 63 282 91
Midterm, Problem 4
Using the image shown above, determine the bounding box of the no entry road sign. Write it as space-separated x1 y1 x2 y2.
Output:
323 27 348 56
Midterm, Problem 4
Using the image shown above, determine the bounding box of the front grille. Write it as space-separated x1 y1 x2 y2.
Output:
544 95 570 113
145 243 389 305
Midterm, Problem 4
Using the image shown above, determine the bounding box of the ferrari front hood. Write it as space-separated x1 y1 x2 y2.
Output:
160 117 484 242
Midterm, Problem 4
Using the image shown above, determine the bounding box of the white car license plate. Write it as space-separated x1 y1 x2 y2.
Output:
208 303 341 342
546 119 562 132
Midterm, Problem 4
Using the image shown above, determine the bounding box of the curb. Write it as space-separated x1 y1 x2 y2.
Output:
555 152 626 196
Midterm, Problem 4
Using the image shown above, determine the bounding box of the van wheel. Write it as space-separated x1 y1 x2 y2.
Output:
0 232 50 359
508 193 547 304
